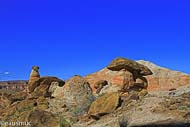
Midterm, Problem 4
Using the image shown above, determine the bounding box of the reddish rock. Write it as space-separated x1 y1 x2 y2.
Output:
146 76 190 91
85 58 151 94
86 59 190 93
85 68 135 93
0 80 27 91
137 60 190 91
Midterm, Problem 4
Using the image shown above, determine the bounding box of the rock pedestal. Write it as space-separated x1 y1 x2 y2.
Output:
86 57 153 94
29 66 40 84
28 66 40 93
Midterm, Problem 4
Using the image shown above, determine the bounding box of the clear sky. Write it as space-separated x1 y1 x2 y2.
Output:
0 0 190 80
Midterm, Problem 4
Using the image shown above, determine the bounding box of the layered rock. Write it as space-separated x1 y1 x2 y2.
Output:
85 57 152 94
29 66 40 83
0 80 27 91
137 60 190 91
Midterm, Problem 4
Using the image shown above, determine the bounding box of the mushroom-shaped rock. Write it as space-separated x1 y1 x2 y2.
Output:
107 57 153 76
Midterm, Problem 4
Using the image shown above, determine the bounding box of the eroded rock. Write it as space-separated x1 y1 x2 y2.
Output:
29 77 65 98
107 57 152 76
88 92 120 118
57 75 95 116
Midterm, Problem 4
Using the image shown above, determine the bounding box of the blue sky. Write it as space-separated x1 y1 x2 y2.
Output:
0 0 190 80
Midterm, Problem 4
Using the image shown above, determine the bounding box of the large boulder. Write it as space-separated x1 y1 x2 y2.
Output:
29 77 65 98
88 92 120 118
61 75 95 116
107 57 153 76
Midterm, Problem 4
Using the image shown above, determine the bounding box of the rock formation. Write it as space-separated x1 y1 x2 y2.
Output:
0 71 67 127
28 66 40 93
85 57 153 94
107 57 152 76
61 75 95 116
28 66 40 83
29 76 65 98
1 58 190 127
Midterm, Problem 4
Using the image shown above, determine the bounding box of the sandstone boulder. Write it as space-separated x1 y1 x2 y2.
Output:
88 92 120 118
29 77 65 98
107 57 153 76
62 75 95 116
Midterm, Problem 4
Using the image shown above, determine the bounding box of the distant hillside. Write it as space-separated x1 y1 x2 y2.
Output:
0 80 28 91
137 60 190 91
137 60 187 77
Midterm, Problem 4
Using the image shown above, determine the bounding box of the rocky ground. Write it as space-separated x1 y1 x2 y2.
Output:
73 85 190 127
0 57 190 127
